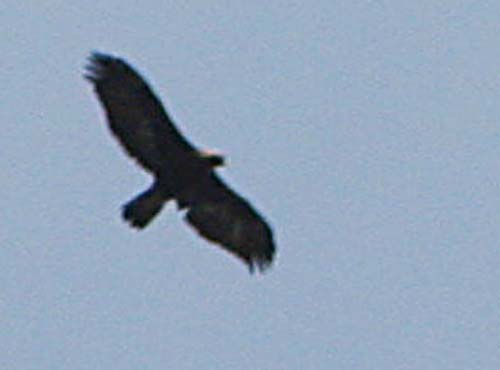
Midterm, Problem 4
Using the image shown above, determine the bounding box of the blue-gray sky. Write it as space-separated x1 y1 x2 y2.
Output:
2 1 500 369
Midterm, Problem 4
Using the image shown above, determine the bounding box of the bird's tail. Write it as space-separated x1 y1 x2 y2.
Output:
122 184 169 229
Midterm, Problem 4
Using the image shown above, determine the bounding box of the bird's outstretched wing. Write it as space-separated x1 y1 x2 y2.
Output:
85 52 196 174
185 174 275 272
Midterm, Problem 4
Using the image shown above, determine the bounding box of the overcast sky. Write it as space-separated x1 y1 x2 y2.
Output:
2 1 500 369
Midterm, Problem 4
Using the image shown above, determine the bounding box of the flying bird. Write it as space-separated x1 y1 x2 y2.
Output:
85 52 275 272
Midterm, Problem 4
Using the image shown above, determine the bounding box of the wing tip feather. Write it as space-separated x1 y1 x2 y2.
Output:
248 245 275 274
84 51 124 83
235 230 276 274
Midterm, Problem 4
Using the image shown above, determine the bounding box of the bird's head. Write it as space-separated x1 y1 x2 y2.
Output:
199 149 226 168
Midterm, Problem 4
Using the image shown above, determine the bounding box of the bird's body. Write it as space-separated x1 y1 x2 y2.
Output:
85 52 275 272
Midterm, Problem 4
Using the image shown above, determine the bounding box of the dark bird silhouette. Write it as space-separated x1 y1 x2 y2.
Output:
85 52 275 272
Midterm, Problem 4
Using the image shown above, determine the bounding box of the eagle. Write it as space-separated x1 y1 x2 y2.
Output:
85 52 275 272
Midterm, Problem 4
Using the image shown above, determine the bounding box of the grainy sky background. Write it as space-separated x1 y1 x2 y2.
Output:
2 1 500 369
